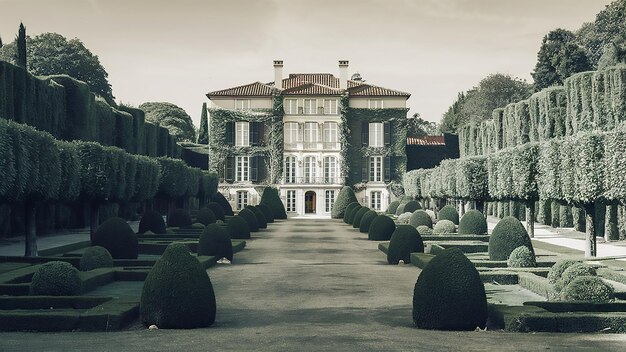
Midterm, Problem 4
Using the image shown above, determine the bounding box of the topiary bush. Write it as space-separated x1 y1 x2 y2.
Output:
331 186 358 218
247 206 267 229
413 247 487 331
196 207 217 226
198 223 233 261
368 215 396 241
167 208 193 228
397 212 412 224
352 207 369 229
206 202 225 221
387 225 424 264
226 215 250 239
386 200 400 214
409 210 433 228
344 202 361 224
260 186 287 219
507 246 536 268
395 203 407 216
556 263 597 292
257 203 274 223
562 276 615 302
458 210 487 235
433 220 456 234
403 200 421 213
547 260 579 284
211 192 234 216
238 208 259 232
488 216 534 261
79 246 114 271
425 209 436 223
141 243 216 328
417 225 432 235
359 210 378 233
138 210 166 234
92 217 138 259
30 261 82 296
438 205 459 224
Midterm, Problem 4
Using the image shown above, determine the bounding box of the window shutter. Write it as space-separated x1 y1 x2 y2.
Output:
225 122 235 145
251 156 258 182
384 156 391 182
384 122 391 146
258 156 265 182
225 156 234 182
361 122 369 147
362 157 368 182
250 122 261 146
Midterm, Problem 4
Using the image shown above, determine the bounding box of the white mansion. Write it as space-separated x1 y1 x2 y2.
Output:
206 60 410 217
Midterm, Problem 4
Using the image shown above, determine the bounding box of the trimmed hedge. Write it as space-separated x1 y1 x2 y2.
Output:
409 210 432 228
257 203 274 223
141 243 216 328
397 212 412 224
359 210 378 233
368 215 396 241
387 225 424 264
458 210 487 235
416 225 432 235
196 207 217 226
562 276 614 302
507 246 536 268
92 217 138 259
206 202 226 221
438 205 459 224
433 220 456 234
344 202 361 224
211 191 234 216
248 206 267 229
29 261 82 296
557 263 597 292
352 207 369 229
167 208 193 229
386 200 400 215
198 223 233 261
138 210 166 234
331 186 358 219
395 202 407 216
226 215 250 239
547 260 580 285
488 216 533 261
260 186 287 220
403 201 421 213
79 246 114 271
238 208 259 232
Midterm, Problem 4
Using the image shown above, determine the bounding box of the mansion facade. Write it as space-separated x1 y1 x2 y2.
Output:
206 60 410 217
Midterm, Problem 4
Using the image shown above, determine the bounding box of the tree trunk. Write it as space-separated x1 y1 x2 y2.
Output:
459 199 465 217
24 200 38 257
476 200 485 215
606 204 619 242
584 203 597 257
526 201 535 239
89 201 100 241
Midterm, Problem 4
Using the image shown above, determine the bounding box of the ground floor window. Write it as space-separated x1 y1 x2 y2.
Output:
286 190 296 212
325 190 335 213
370 191 382 211
369 156 383 182
237 190 248 210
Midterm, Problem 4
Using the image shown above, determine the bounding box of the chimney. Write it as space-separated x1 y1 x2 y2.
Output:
274 60 283 90
339 60 349 90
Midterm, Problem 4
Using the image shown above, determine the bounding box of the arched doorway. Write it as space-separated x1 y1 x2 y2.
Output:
305 191 316 214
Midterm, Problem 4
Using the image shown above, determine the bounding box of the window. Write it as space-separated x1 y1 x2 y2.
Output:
304 99 317 114
236 156 250 182
235 99 250 110
285 156 296 184
235 122 250 147
323 122 338 145
286 190 296 212
324 156 337 183
368 99 384 109
304 156 316 183
370 191 382 210
325 190 336 213
284 122 298 146
285 99 298 114
369 156 383 182
304 122 318 146
369 122 383 147
323 99 338 114
237 191 248 210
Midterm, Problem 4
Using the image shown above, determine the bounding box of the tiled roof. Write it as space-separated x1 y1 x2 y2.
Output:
207 81 274 97
348 83 410 97
282 74 339 89
407 136 446 145
282 83 341 96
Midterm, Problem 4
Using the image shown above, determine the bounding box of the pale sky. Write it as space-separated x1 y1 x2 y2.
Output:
0 0 613 127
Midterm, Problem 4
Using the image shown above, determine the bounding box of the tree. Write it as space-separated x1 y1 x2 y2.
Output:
0 32 114 103
198 102 209 144
597 34 626 69
0 35 4 49
408 113 439 137
577 0 626 67
139 102 196 142
16 23 26 68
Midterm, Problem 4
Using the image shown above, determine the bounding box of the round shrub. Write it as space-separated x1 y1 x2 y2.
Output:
344 202 361 224
488 216 533 261
138 210 166 234
368 215 396 241
79 246 114 271
196 207 217 226
438 205 459 224
211 192 234 216
248 206 267 229
352 207 369 229
397 212 412 224
92 217 138 259
557 263 597 292
433 220 456 234
409 210 432 228
167 208 193 228
227 216 250 239
403 200 421 213
257 203 274 223
395 203 406 216
30 261 82 296
141 243 216 328
198 223 233 262
359 210 378 233
507 246 536 268
260 186 287 219
547 260 579 284
413 247 487 331
238 208 259 232
331 186 358 218
207 202 226 221
387 225 424 264
386 200 400 214
417 225 432 235
458 210 487 235
562 276 615 302
191 223 205 229
425 209 436 223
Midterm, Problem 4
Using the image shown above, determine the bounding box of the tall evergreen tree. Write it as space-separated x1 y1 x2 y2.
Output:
0 36 3 49
198 102 209 144
16 22 26 68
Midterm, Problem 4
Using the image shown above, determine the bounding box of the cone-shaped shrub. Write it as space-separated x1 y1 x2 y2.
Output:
247 206 267 229
368 215 396 241
260 186 287 219
413 248 487 331
92 217 138 259
207 202 225 221
359 210 378 233
458 210 487 235
386 200 400 214
387 225 424 264
257 203 274 223
227 215 250 239
409 210 432 228
433 219 456 234
344 202 361 224
138 210 166 234
211 192 233 216
141 243 216 328
198 223 233 261
80 246 114 271
395 203 407 216
438 205 459 224
167 208 193 228
196 208 217 226
403 200 421 213
238 208 259 232
507 246 536 268
331 186 358 218
488 216 534 261
30 261 82 296
352 207 369 228
562 276 614 302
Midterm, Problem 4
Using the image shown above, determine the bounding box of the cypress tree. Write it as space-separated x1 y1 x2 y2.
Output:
16 23 26 68
198 102 208 144
0 36 4 49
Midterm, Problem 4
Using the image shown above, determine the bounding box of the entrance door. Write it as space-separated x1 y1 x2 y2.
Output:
305 191 316 214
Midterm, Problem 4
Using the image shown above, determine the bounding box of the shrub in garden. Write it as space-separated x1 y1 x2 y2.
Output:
397 212 412 224
433 220 456 234
458 210 487 235
345 203 362 225
196 207 217 226
359 210 378 233
138 210 166 234
409 210 432 228
438 205 459 224
507 246 536 268
395 203 406 216
413 248 487 331
247 206 267 229
386 201 400 214
331 186 358 218
352 207 369 229
167 208 193 228
30 261 82 296
260 186 287 219
547 259 579 284
191 223 206 229
226 215 250 239
207 202 226 221
425 209 436 224
79 246 114 271
238 208 259 232
417 225 432 235
92 217 138 259
198 223 233 261
562 276 614 302
387 225 424 264
141 243 216 328
403 200 421 213
368 215 396 241
211 192 234 216
488 216 534 261
257 203 274 223
556 263 597 292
